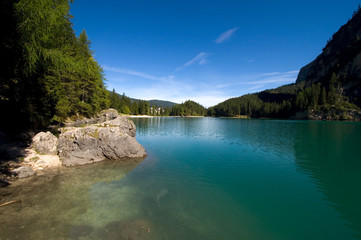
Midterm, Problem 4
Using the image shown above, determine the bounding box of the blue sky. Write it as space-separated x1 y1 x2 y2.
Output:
70 0 360 107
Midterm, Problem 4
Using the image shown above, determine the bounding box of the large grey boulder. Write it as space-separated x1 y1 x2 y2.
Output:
32 131 58 155
100 108 119 121
58 116 146 166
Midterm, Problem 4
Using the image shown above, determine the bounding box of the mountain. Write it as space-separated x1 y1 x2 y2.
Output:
296 7 361 107
209 8 361 120
146 100 177 108
128 98 177 108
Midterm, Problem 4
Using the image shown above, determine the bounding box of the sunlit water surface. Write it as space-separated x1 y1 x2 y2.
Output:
1 117 361 239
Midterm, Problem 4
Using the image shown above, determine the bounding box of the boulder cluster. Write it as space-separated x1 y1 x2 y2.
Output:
8 109 146 178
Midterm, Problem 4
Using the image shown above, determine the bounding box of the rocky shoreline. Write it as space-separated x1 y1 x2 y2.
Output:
0 109 146 185
291 106 361 121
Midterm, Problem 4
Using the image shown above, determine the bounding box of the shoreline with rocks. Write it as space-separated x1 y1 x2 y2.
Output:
0 109 146 186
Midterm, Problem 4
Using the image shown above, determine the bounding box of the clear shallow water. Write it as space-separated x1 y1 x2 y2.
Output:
1 117 361 239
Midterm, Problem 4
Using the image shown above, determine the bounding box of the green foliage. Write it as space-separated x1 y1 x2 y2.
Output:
137 100 150 115
0 0 110 131
120 105 131 114
209 75 359 119
110 90 131 113
109 90 151 115
170 100 206 116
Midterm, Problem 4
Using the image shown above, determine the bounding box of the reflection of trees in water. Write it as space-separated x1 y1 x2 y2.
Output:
134 117 204 137
293 122 361 238
134 117 297 155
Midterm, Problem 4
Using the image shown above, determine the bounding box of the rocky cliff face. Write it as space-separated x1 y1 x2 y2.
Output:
296 10 361 107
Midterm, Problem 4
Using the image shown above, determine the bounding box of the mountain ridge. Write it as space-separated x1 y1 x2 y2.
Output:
296 8 361 107
208 7 361 120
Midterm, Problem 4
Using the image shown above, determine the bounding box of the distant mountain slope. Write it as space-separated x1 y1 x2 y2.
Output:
108 89 177 116
296 8 361 107
129 98 177 108
148 100 177 108
209 8 361 120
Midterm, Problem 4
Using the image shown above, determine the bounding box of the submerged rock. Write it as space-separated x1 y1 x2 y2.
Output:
32 131 58 155
156 188 168 206
12 165 35 178
69 225 94 239
95 218 153 240
58 116 146 166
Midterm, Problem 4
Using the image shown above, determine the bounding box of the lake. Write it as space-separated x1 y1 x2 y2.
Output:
1 117 361 239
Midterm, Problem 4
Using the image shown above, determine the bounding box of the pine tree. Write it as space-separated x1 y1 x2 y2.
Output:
0 0 110 130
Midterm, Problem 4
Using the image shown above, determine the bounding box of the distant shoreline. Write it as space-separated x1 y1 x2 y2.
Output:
125 115 154 118
125 115 206 118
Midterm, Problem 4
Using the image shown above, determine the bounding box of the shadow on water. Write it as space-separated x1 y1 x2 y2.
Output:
293 121 361 239
222 119 361 239
0 157 158 240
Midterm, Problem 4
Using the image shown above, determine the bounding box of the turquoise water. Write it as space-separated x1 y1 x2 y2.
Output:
1 117 361 239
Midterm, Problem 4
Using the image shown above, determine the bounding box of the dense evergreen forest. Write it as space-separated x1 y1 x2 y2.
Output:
170 101 207 116
208 77 359 119
0 0 110 132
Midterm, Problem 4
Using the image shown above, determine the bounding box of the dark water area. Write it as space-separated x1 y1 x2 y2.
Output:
1 117 361 239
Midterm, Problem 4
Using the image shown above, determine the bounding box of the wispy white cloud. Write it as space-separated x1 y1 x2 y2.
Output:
105 71 230 108
103 65 175 83
215 27 240 44
259 72 281 77
112 80 222 107
105 66 300 108
248 85 265 90
210 70 299 91
259 70 299 77
248 70 299 85
246 78 294 85
176 52 209 71
199 58 208 65
183 52 208 67
243 58 255 63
